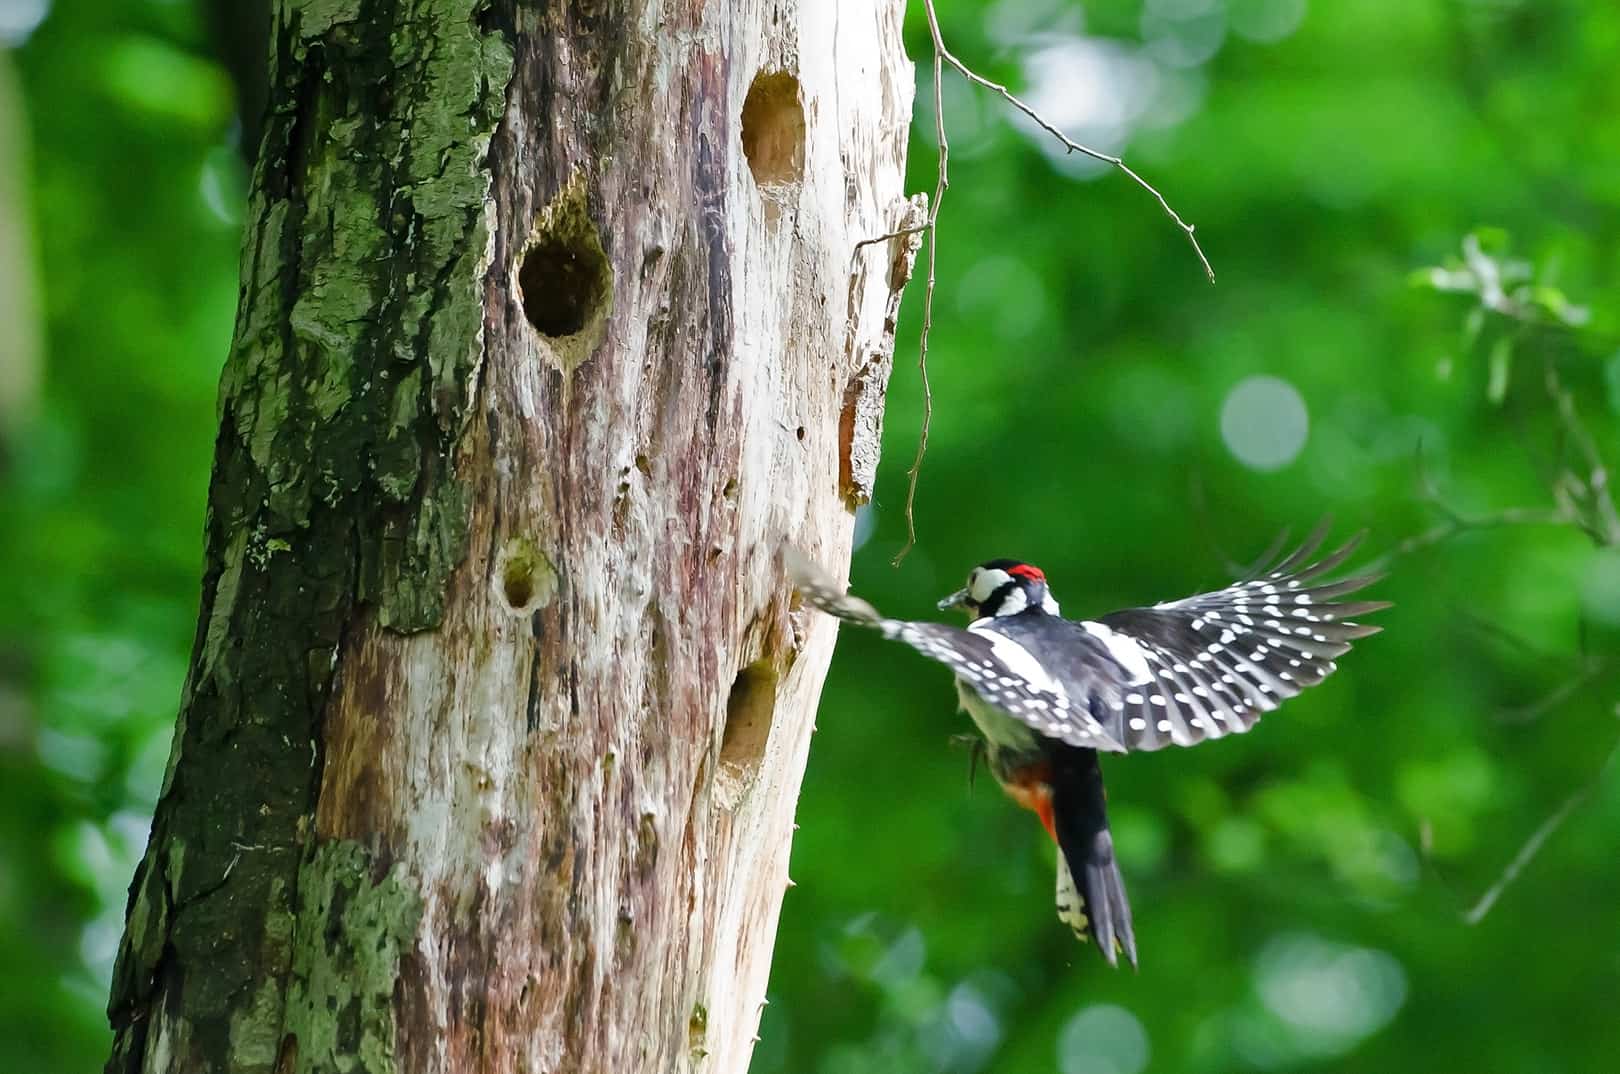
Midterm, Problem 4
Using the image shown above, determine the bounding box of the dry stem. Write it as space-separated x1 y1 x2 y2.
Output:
869 0 1213 564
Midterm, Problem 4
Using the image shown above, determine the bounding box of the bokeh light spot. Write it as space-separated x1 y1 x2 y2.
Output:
1229 0 1309 43
0 0 49 46
1142 7 1228 69
955 254 1050 343
1058 1004 1150 1074
1206 815 1267 873
1254 933 1407 1051
1221 375 1309 471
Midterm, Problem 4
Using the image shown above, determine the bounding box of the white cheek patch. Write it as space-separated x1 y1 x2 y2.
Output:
969 623 1065 695
1081 620 1153 684
970 568 1011 604
993 586 1029 616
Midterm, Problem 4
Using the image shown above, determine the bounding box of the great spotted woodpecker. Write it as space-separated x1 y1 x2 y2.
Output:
789 525 1387 968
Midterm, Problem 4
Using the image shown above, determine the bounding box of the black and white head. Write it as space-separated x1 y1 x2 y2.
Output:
938 559 1062 619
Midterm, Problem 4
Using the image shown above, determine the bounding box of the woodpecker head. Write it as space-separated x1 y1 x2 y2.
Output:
938 559 1061 618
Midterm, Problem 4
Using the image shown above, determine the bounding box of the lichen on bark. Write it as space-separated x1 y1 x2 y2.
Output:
281 842 425 1074
229 0 516 632
105 1 516 1070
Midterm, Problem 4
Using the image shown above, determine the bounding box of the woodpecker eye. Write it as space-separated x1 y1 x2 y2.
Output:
969 568 1012 604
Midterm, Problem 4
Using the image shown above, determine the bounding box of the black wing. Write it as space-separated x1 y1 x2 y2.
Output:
787 552 1126 753
1091 525 1389 751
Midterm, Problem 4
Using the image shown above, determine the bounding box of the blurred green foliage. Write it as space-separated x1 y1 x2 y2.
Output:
2 1 1618 1073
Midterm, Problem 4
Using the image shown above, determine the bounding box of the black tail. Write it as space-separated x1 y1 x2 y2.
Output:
1051 745 1138 969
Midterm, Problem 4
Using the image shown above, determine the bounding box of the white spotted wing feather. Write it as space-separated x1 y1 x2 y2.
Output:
1094 527 1388 751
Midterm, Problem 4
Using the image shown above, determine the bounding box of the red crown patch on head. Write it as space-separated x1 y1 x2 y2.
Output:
1009 564 1045 582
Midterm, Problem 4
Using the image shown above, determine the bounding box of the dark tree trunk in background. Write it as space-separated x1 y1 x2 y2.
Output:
203 0 272 162
105 2 917 1071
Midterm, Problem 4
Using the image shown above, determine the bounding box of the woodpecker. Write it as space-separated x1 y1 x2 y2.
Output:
788 525 1387 969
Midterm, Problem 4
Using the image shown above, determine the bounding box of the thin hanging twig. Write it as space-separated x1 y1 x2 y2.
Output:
867 0 1213 564
886 1 952 565
931 34 1214 283
1544 355 1620 545
1463 730 1620 924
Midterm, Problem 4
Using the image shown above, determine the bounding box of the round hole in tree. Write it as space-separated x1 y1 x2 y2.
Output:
504 560 533 607
493 536 557 615
741 70 806 187
719 659 777 778
518 228 611 338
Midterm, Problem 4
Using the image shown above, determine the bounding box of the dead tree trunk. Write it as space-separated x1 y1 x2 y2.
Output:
105 3 917 1072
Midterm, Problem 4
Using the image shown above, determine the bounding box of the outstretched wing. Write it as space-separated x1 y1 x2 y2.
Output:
787 552 1126 753
1089 524 1388 751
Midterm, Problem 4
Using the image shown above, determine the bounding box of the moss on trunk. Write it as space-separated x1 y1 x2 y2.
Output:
104 2 513 1070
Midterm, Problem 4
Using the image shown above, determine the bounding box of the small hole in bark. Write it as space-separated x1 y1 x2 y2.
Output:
505 570 532 607
517 173 612 356
741 70 806 187
689 1003 710 1060
795 425 806 442
520 232 610 337
717 660 777 803
493 537 557 615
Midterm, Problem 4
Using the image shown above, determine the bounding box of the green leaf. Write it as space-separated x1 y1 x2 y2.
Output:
1605 352 1620 415
1530 284 1591 326
1463 306 1486 350
1486 336 1513 404
1409 265 1477 294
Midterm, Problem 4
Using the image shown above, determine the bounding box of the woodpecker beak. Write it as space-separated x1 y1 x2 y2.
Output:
938 588 971 612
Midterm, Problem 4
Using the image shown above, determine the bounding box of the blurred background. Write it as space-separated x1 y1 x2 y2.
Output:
2 0 1618 1071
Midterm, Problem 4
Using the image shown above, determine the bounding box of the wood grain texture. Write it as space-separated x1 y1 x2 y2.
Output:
107 2 916 1072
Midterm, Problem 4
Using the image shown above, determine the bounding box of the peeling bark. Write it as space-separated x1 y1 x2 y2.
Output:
106 2 916 1072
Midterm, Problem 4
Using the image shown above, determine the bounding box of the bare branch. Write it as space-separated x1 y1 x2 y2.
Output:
1369 506 1573 572
854 222 931 252
1459 611 1574 665
1464 731 1620 924
1498 659 1613 724
1543 355 1620 545
889 1 951 566
932 37 1214 284
1370 437 1595 571
884 0 1213 562
1460 613 1617 723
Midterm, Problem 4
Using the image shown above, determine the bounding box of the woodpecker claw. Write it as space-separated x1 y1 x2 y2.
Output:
948 733 988 787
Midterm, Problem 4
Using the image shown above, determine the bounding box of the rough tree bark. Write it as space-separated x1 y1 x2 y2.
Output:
105 2 918 1072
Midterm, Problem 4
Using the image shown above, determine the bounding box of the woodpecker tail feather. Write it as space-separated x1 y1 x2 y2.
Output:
1051 746 1138 969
